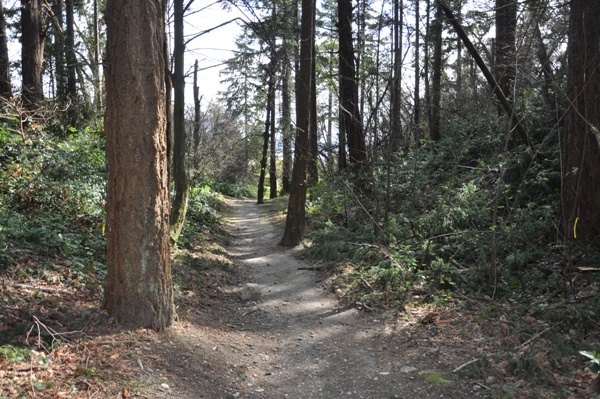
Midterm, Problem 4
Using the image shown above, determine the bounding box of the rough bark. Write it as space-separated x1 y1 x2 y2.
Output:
338 0 367 175
281 0 314 246
104 0 175 331
169 0 189 244
21 0 44 108
0 0 11 98
562 1 600 243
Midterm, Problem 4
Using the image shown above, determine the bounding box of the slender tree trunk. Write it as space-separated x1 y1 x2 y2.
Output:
193 59 201 173
51 0 65 101
257 62 275 204
527 0 556 113
0 0 11 98
437 0 536 152
424 0 431 133
281 54 292 194
455 1 462 102
163 0 172 189
390 0 402 150
104 0 175 331
338 103 347 169
21 0 45 109
430 4 442 142
327 65 333 170
65 0 76 97
281 0 315 246
413 0 420 143
169 0 189 243
269 78 278 199
562 0 600 243
93 0 101 107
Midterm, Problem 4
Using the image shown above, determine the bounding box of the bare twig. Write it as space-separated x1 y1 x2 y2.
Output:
242 308 260 317
26 316 81 352
14 284 75 296
517 326 554 350
453 358 480 373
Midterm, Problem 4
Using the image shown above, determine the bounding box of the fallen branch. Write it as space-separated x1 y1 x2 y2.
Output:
242 308 260 317
14 284 75 296
453 358 480 373
346 242 403 270
517 326 554 350
453 326 554 373
297 262 328 271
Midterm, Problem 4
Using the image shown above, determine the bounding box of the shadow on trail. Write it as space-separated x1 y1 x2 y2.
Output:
165 199 471 399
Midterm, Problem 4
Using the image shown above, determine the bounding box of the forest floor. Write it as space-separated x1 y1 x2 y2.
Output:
1 198 597 398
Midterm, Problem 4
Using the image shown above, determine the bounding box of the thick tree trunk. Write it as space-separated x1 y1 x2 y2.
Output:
0 0 11 98
562 1 600 243
170 0 189 243
281 0 315 246
338 0 367 175
21 0 44 109
104 0 175 331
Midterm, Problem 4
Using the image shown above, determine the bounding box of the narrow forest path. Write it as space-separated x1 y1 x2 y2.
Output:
151 199 478 399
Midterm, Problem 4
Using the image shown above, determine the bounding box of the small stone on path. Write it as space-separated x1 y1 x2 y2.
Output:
239 283 261 301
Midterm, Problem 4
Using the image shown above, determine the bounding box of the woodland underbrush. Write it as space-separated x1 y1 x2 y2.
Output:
302 130 600 397
0 122 239 397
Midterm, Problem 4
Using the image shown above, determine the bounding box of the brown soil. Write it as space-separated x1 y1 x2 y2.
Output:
6 199 595 398
147 199 481 399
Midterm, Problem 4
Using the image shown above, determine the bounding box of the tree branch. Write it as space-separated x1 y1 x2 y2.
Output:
436 0 538 155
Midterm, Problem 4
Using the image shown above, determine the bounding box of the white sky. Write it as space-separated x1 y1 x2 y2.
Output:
180 1 244 106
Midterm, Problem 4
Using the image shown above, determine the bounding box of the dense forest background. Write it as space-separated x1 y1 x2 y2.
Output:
2 0 600 396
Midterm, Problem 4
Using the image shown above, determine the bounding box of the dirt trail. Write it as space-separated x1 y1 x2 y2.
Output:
150 199 478 399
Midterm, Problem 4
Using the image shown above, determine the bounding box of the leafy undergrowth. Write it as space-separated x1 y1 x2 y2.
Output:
0 194 237 399
299 139 600 398
0 123 238 397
